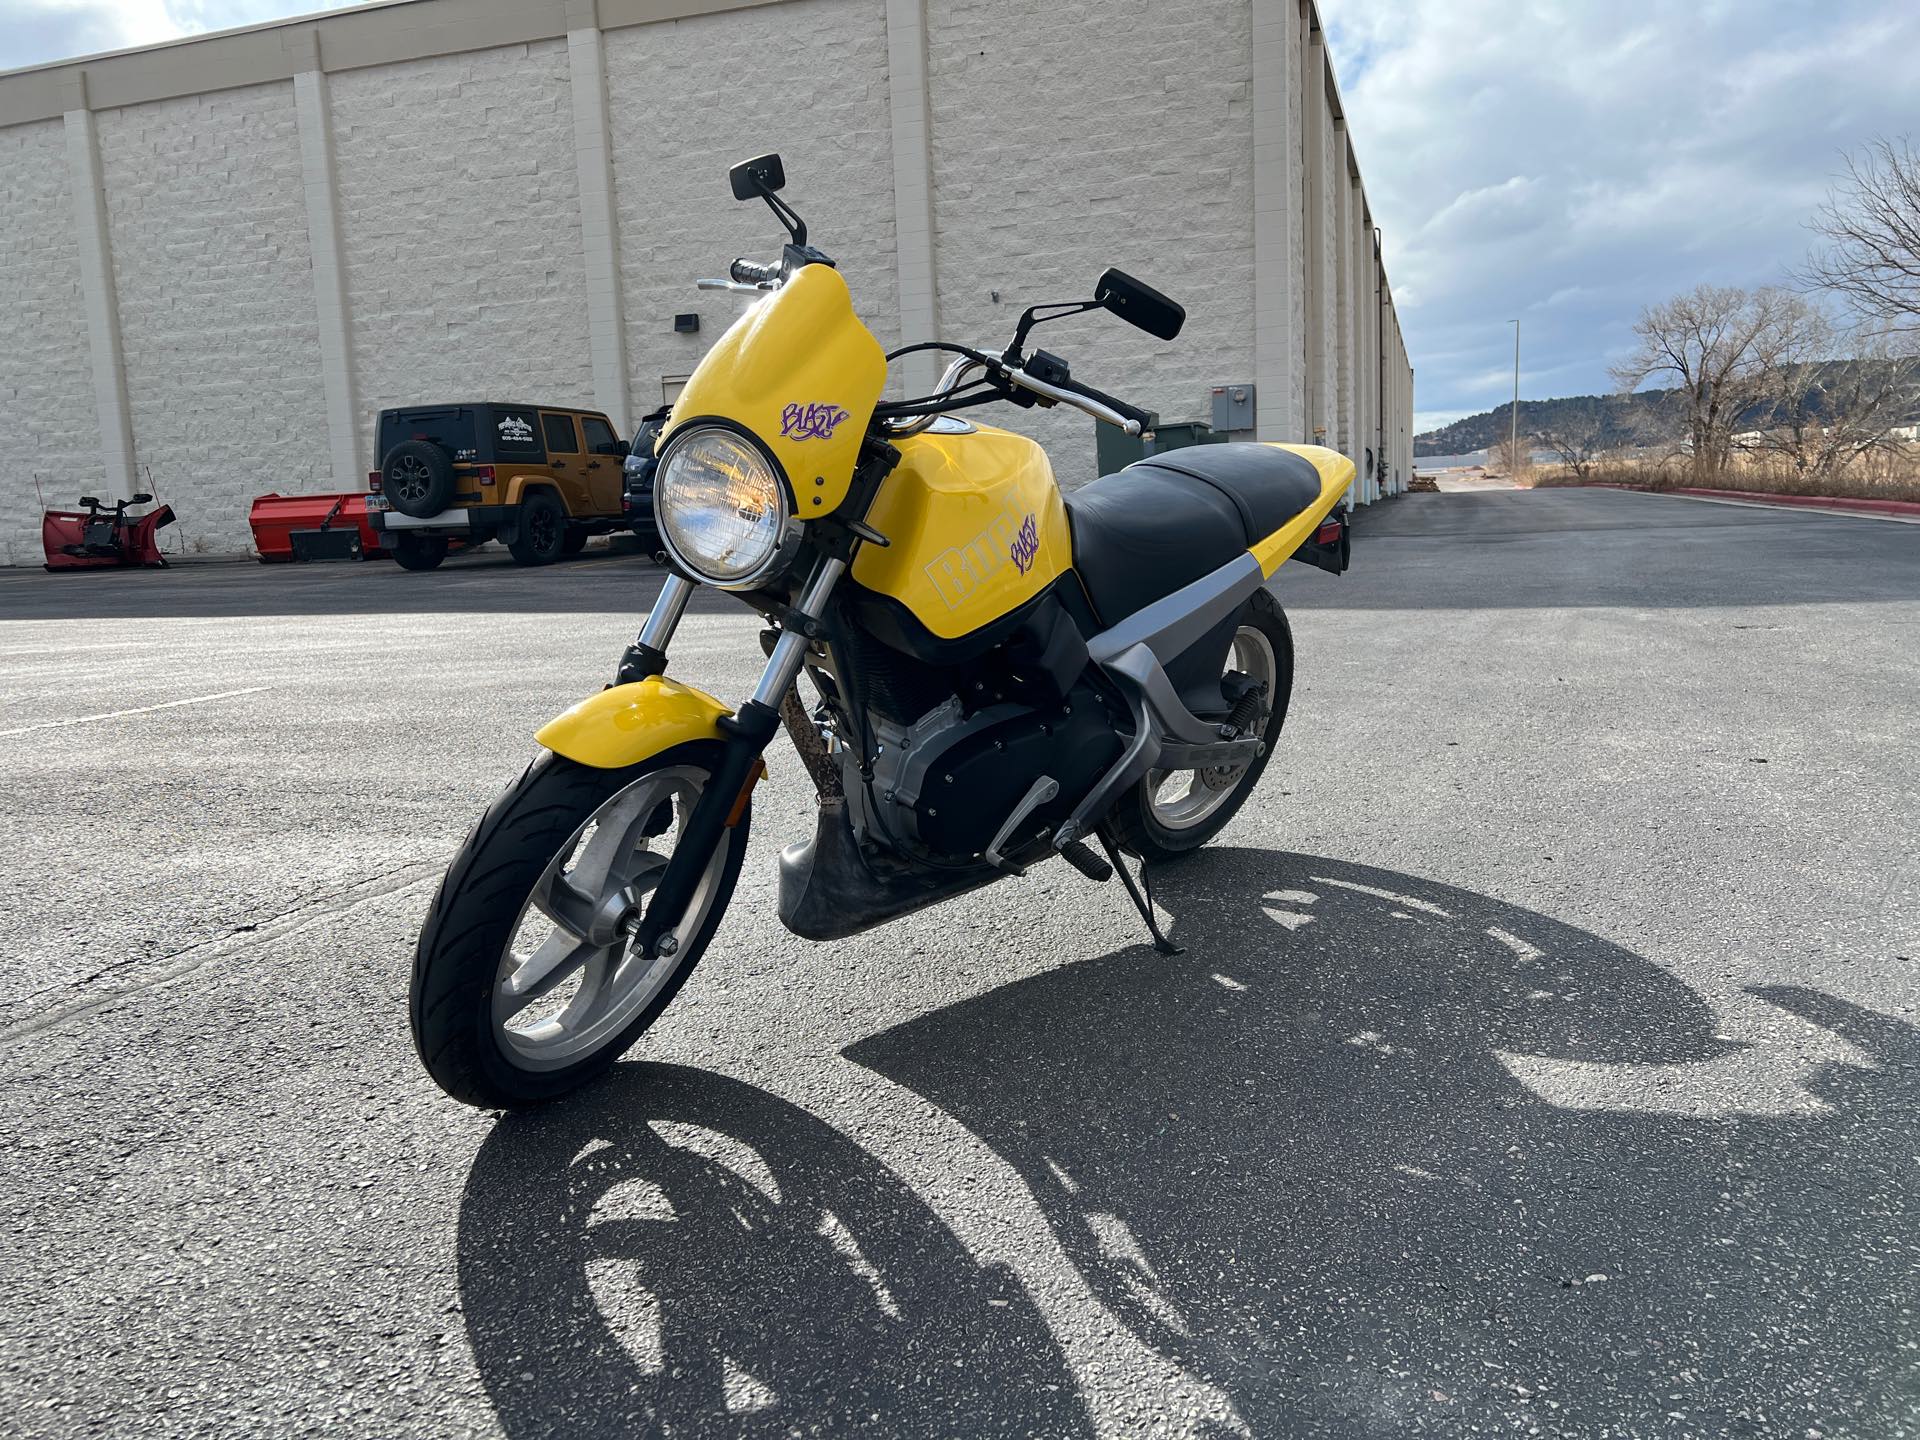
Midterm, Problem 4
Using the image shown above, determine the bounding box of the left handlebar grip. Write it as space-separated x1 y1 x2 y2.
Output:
729 257 779 285
1055 375 1154 430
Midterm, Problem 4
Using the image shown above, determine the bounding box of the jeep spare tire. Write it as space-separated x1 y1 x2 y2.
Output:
382 440 455 518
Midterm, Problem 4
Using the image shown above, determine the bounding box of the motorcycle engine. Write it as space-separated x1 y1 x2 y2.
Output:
850 681 1121 862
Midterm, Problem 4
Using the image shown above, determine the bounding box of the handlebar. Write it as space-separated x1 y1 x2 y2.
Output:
1046 374 1154 431
1004 367 1148 436
729 257 781 285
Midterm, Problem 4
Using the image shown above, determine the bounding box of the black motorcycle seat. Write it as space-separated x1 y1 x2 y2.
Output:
1064 444 1328 627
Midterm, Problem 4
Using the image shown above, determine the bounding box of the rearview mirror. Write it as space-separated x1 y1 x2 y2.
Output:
131 492 153 504
730 153 786 201
1096 268 1185 341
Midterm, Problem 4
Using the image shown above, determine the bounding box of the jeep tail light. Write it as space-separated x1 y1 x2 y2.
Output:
472 466 496 485
368 472 382 492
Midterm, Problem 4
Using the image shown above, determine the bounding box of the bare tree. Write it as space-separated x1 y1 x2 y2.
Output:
1489 432 1532 478
1537 398 1629 479
1747 319 1920 480
1802 137 1920 332
1611 285 1812 482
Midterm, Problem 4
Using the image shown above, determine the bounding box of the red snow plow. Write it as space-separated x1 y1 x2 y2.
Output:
42 495 175 570
249 492 388 563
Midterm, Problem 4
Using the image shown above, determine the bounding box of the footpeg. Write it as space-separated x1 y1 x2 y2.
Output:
1057 839 1113 882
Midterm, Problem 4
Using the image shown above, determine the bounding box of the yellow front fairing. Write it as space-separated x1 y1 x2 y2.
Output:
851 424 1074 640
664 265 887 516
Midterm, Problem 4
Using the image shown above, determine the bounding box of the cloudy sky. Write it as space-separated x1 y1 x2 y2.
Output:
7 0 1918 431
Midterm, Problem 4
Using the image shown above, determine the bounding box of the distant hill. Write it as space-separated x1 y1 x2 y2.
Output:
1415 393 1669 457
1417 363 1920 457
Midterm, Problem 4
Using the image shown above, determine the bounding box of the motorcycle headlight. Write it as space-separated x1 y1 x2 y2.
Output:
653 426 796 588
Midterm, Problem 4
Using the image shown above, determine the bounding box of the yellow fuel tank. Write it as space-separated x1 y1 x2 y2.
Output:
851 423 1073 640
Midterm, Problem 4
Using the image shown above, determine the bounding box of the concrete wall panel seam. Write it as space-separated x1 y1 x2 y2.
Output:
62 104 136 502
293 67 361 487
883 0 940 400
568 24 632 435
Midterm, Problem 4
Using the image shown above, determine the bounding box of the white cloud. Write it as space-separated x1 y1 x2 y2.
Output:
1325 0 1920 428
0 0 357 71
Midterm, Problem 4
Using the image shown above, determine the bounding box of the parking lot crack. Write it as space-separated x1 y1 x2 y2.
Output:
1 865 440 1046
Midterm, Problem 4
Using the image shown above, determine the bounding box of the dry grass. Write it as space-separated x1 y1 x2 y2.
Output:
1520 449 1920 504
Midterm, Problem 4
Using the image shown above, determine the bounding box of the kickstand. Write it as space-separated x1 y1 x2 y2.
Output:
1095 828 1185 956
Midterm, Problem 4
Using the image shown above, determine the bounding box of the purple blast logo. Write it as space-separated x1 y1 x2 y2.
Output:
780 402 851 441
1010 513 1041 575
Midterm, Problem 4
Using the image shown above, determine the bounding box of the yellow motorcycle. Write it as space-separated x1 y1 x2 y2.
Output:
410 154 1354 1108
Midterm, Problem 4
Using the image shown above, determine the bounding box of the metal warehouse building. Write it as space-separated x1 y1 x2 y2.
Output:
0 0 1412 565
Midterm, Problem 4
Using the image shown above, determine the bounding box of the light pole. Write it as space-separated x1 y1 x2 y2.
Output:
1508 319 1521 474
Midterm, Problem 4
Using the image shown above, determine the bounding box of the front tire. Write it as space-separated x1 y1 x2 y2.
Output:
390 533 449 571
1108 597 1294 865
410 744 748 1108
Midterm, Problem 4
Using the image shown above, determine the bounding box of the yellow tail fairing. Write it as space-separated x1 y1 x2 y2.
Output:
664 265 887 517
1248 444 1356 576
851 424 1074 640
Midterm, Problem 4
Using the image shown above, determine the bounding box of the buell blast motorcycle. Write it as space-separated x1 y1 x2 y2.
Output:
410 154 1355 1108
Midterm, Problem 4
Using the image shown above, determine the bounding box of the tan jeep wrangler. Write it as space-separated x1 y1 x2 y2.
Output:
366 403 630 569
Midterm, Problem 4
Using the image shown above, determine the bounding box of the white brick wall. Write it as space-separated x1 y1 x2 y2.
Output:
0 0 1409 563
604 0 900 423
97 82 329 554
1317 103 1338 443
1288 7 1306 438
333 40 593 460
926 0 1255 488
0 119 102 566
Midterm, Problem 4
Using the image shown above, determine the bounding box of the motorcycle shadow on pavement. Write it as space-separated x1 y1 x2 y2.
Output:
847 849 1920 1436
457 850 1917 1437
456 1062 1091 1439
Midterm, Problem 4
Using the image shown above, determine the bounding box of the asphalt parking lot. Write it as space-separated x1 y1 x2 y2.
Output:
2 487 1916 1438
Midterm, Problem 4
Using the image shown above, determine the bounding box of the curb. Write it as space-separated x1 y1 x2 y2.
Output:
1580 483 1920 519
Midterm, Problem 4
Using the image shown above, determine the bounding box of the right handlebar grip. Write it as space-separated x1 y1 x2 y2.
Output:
729 257 779 285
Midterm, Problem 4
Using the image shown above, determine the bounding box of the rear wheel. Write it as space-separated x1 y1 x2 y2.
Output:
391 533 449 571
1109 598 1293 865
509 491 567 566
410 745 748 1108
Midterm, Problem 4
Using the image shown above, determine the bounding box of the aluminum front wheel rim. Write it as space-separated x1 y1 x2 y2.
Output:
491 766 729 1071
1145 624 1276 832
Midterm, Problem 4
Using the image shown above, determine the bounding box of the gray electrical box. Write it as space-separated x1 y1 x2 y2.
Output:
1210 383 1256 433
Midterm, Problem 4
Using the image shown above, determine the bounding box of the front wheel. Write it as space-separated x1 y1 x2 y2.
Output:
410 744 748 1108
1108 598 1294 865
390 533 449 571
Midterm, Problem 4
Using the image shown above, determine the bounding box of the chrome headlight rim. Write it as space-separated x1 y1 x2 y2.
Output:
652 419 803 591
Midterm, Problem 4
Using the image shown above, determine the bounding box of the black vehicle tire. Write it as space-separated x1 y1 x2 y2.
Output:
410 744 749 1109
1108 596 1294 866
561 527 589 556
391 533 450 571
382 441 455 518
508 491 567 566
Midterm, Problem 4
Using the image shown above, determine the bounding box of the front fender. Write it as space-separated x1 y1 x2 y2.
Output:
534 676 733 769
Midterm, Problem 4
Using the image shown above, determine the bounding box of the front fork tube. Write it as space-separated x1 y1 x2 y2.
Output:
628 557 847 958
614 573 697 684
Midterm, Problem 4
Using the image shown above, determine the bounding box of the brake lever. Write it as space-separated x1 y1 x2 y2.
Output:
695 278 776 294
